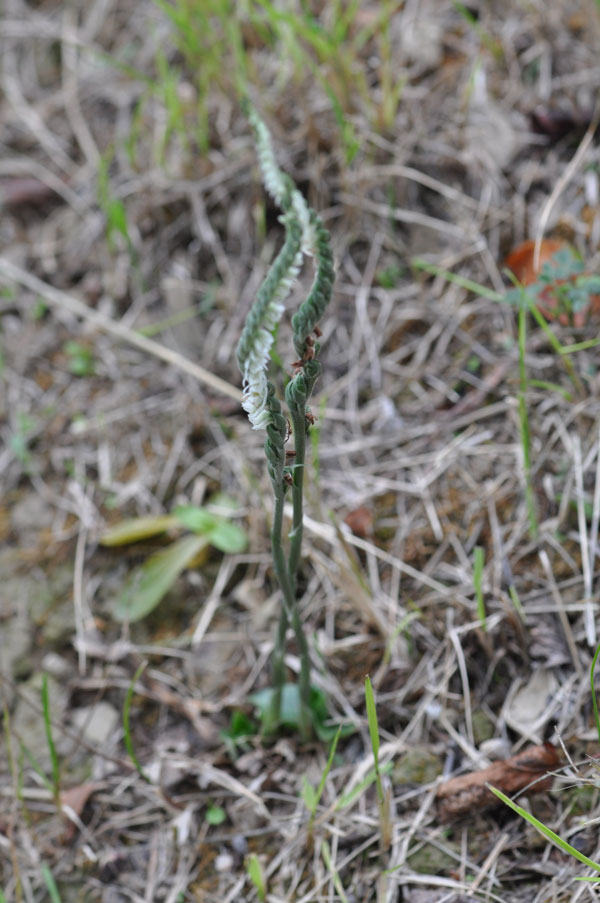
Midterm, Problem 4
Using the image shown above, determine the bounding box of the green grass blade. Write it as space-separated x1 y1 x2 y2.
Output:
246 853 266 902
473 546 485 629
321 839 349 903
336 769 378 809
19 740 54 795
508 584 526 622
560 338 600 354
41 864 62 903
488 784 600 872
364 675 380 762
41 675 60 800
527 379 572 400
411 258 503 301
123 662 151 783
314 724 342 808
335 761 394 810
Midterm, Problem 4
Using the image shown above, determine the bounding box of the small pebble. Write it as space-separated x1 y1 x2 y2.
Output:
214 852 234 872
231 835 248 856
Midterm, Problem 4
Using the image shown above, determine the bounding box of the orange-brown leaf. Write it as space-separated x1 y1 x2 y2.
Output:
504 239 567 286
436 743 561 822
504 239 600 325
344 505 373 538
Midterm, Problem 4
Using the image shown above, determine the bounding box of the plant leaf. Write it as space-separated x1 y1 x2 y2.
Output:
205 519 247 554
172 505 217 534
250 684 351 741
206 805 226 826
173 505 247 553
301 776 317 811
99 515 178 546
488 784 600 872
112 534 209 622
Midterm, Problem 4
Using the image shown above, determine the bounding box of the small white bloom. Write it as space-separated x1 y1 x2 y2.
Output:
291 190 318 257
251 113 287 207
240 248 303 429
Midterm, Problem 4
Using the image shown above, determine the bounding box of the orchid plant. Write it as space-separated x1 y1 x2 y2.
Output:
236 104 334 738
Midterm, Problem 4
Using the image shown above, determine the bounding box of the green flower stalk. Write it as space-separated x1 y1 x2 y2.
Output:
236 104 334 738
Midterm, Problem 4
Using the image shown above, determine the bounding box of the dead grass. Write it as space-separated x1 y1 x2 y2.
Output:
2 1 600 901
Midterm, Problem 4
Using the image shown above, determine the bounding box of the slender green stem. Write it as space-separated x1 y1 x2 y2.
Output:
288 410 306 588
269 475 311 738
289 597 312 740
270 608 289 730
270 481 294 606
268 484 291 732
287 404 313 739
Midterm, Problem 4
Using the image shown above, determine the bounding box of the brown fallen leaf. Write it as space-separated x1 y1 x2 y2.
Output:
505 238 566 287
436 742 561 822
61 782 101 817
60 782 102 842
344 505 373 538
504 239 600 325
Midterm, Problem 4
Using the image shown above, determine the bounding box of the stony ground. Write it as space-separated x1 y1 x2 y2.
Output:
2 1 600 901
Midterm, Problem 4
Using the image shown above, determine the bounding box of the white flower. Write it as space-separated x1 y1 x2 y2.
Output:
250 110 287 207
239 106 319 431
240 248 303 429
291 190 318 257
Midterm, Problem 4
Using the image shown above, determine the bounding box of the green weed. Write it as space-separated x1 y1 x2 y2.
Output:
123 662 150 782
99 496 247 622
301 724 342 839
41 864 63 903
320 839 349 902
246 853 267 902
411 254 600 539
63 341 95 377
473 545 486 629
488 785 600 881
365 675 392 851
10 413 35 470
41 675 61 807
97 150 132 254
205 804 226 826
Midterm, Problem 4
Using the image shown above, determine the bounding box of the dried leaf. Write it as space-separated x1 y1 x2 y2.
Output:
99 515 178 546
437 743 561 822
504 239 600 325
344 505 373 538
60 783 100 818
504 239 567 286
